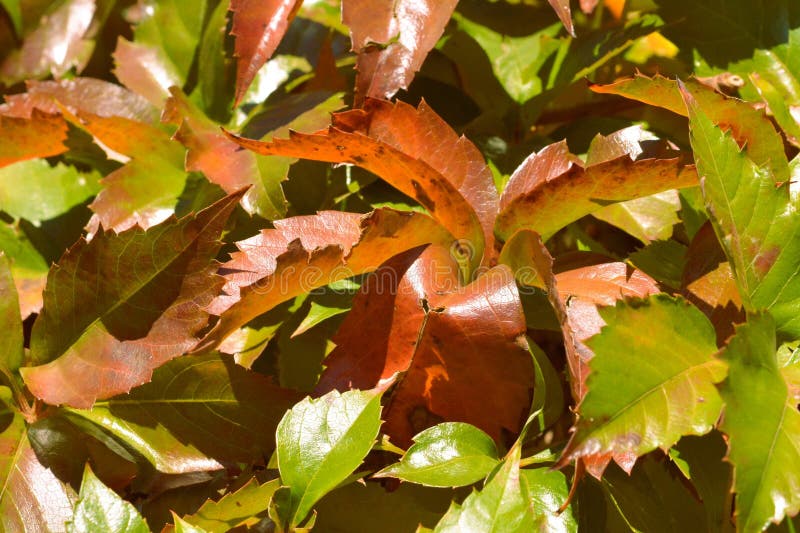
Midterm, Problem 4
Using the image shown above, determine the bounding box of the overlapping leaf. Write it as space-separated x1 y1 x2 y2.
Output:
0 254 22 375
592 75 789 184
227 98 492 268
180 477 280 531
21 193 241 408
69 353 300 473
683 84 800 339
317 244 535 446
495 137 697 243
559 295 727 476
0 110 67 167
200 208 452 350
718 313 800 532
163 87 343 220
342 0 458 102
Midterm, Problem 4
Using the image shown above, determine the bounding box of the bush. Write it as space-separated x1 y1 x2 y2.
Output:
0 1 798 531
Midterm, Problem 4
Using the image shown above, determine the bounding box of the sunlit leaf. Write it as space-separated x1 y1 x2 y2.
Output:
559 295 727 475
276 388 383 528
180 477 280 530
375 423 500 487
67 466 149 533
718 313 800 532
21 193 241 407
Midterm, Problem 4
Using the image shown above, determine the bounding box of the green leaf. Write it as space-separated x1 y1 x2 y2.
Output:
560 295 727 468
172 515 208 533
0 253 22 375
180 477 280 531
291 300 351 338
68 353 300 473
719 312 800 532
683 84 800 339
374 422 500 487
520 467 577 533
452 15 566 103
0 0 21 36
528 338 565 434
593 190 681 244
276 388 383 528
68 466 149 533
0 159 100 223
434 446 535 532
22 193 241 407
628 239 688 290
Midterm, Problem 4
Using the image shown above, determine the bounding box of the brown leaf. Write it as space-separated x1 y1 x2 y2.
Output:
682 222 745 345
317 245 535 446
342 0 458 102
496 140 697 242
199 208 453 351
547 0 576 36
230 0 303 107
0 110 68 168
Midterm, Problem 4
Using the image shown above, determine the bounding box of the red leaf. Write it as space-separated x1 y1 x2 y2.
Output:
317 245 535 446
230 0 303 107
199 208 453 351
0 110 67 168
21 192 242 408
342 0 458 102
113 37 180 106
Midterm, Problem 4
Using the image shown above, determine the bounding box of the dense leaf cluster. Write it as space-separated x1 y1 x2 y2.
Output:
0 0 799 531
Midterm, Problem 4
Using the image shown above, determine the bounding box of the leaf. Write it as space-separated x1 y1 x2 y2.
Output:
0 110 67 168
0 391 76 532
343 0 458 102
718 313 800 532
67 466 149 533
374 423 500 487
0 254 23 375
520 467 577 532
495 140 697 243
751 73 800 146
316 245 535 446
227 98 494 269
200 208 453 351
0 0 21 36
0 220 50 318
683 84 800 340
180 477 280 530
21 193 241 408
681 222 745 344
69 352 300 473
230 0 303 107
163 87 343 220
593 190 681 243
1 78 159 124
195 0 236 122
547 0 575 36
276 388 383 528
592 74 789 184
559 295 727 475
629 239 687 290
63 110 189 232
0 159 100 223
0 0 96 84
452 14 567 104
434 445 535 532
291 300 349 338
113 38 182 106
172 515 207 533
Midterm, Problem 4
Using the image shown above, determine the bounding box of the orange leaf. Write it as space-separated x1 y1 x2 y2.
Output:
0 110 67 168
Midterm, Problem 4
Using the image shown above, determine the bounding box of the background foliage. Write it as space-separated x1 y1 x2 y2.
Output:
0 0 799 531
